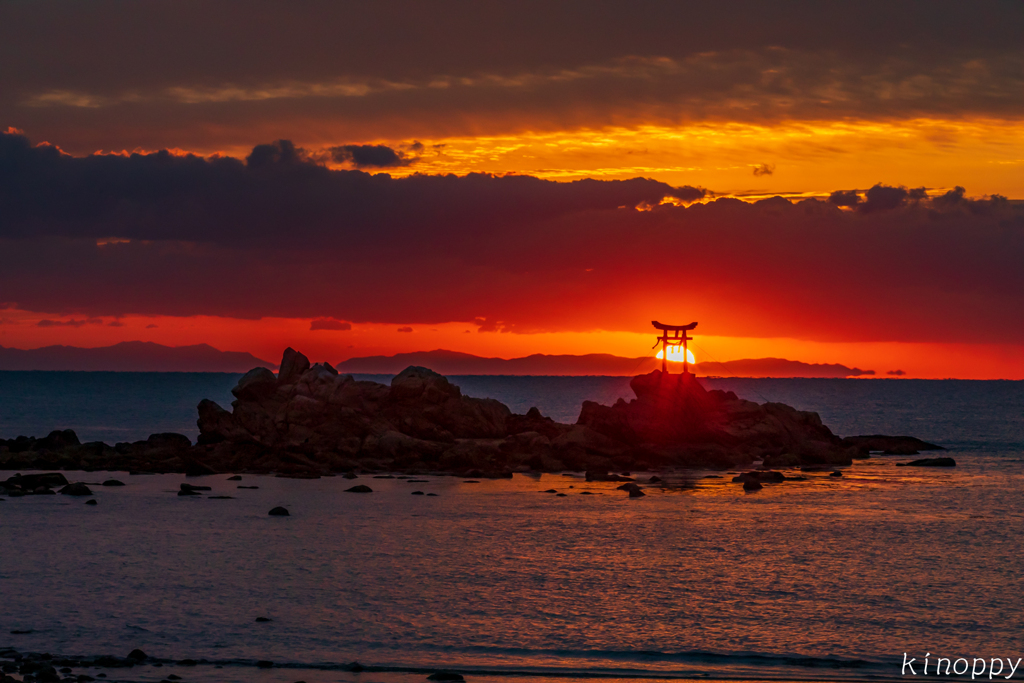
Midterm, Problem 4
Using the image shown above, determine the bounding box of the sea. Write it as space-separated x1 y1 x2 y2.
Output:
1 372 1023 683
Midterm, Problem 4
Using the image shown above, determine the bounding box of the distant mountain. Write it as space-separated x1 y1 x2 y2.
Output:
336 349 873 377
0 342 275 372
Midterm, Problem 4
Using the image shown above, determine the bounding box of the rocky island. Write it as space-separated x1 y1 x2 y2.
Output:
0 348 942 479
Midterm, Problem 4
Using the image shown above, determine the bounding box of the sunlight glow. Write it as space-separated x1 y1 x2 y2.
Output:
656 346 696 364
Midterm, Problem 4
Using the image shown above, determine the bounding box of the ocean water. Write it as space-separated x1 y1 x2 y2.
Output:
2 373 1024 682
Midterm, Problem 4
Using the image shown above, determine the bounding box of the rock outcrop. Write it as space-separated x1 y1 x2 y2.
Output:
578 370 861 467
0 348 941 477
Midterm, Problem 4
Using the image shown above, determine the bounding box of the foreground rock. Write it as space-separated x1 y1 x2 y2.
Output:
0 347 940 476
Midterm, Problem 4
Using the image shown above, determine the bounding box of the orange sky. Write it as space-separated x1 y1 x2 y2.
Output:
2 3 1022 377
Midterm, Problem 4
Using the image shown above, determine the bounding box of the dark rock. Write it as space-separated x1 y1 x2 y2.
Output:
896 457 957 467
232 367 279 401
347 662 365 672
177 489 201 496
556 492 567 497
255 617 272 622
541 488 557 493
463 480 479 483
427 673 465 681
146 433 192 450
732 471 785 483
177 659 197 666
342 472 358 479
743 480 763 491
184 461 218 477
412 491 424 495
59 483 93 496
621 483 646 498
4 472 69 490
345 485 373 493
426 492 438 496
85 499 98 505
101 480 125 487
180 483 211 492
278 347 311 384
227 475 243 481
268 506 290 516
166 675 181 680
126 649 147 662
256 660 273 668
238 485 259 489
830 470 843 477
208 495 234 499
647 475 662 483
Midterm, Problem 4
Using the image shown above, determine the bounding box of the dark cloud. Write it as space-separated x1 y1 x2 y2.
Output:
37 318 102 328
310 318 352 331
828 190 860 208
1 131 1022 345
858 184 909 213
397 327 413 333
752 163 775 177
1 2 1021 153
328 144 411 168
887 369 906 376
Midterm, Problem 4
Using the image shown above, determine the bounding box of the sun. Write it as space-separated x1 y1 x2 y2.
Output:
655 346 696 364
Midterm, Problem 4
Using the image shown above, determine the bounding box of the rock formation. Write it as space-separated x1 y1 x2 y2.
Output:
0 347 944 477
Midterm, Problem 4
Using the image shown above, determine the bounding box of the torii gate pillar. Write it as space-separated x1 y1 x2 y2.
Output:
652 321 698 374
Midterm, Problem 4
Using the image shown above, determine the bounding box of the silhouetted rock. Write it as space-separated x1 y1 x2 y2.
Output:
4 473 68 490
278 347 310 384
345 485 373 493
830 470 843 477
227 475 242 480
102 479 125 486
256 660 273 668
232 367 278 401
743 480 763 491
897 457 957 467
180 483 211 492
255 617 272 622
268 506 290 516
427 673 464 681
85 499 98 505
59 483 92 496
126 649 147 662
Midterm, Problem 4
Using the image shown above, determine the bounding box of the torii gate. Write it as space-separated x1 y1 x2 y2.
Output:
652 320 697 374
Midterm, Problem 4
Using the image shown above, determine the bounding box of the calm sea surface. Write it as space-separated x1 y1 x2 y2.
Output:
1 373 1023 682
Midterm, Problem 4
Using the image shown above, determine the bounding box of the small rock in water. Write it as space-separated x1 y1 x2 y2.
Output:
127 649 147 662
255 617 272 622
426 493 438 496
648 475 662 483
622 483 646 498
166 675 181 680
59 483 93 496
102 480 125 487
177 659 197 666
85 499 98 506
345 485 373 493
556 493 568 497
541 489 557 493
830 471 843 478
342 472 358 479
743 480 763 491
268 506 290 516
177 489 201 496
411 491 424 495
238 485 259 489
427 673 465 681
463 480 480 484
372 475 394 479
10 629 33 634
208 495 235 499
256 660 274 668
227 475 243 481
180 483 211 492
347 661 365 672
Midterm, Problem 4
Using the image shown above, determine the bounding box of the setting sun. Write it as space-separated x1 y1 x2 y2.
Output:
656 346 696 364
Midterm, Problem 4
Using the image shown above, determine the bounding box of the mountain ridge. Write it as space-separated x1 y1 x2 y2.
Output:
0 341 274 372
336 349 874 377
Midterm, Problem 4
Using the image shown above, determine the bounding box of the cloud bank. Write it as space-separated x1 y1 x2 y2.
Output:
1 130 1022 345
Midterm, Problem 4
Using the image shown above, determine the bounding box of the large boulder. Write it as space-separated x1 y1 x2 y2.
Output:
232 367 279 401
278 347 311 385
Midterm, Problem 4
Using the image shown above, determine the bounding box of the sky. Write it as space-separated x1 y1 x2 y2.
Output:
1 0 1022 378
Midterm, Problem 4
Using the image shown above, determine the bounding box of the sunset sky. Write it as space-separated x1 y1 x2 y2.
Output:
1 1 1022 378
